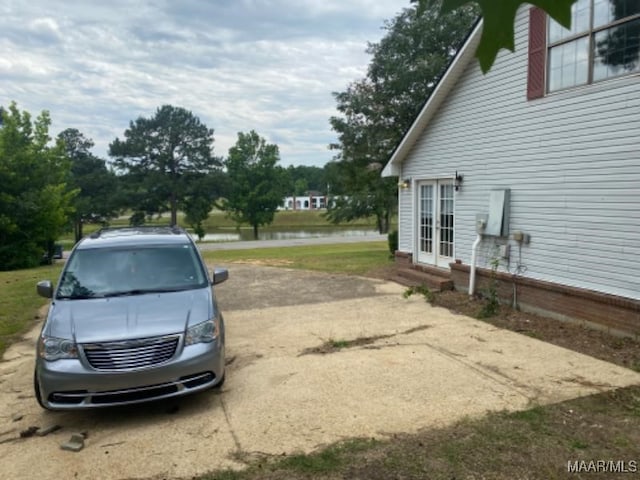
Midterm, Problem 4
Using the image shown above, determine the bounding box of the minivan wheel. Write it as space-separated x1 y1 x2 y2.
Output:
33 371 51 410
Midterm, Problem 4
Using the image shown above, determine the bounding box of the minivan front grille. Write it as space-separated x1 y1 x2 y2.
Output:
83 335 179 371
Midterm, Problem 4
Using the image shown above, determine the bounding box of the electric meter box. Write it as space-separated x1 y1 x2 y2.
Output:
485 189 510 237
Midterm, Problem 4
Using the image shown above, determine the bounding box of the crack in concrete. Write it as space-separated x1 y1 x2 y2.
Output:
561 375 615 390
419 342 540 403
299 324 434 356
296 325 538 403
476 362 543 399
220 396 243 460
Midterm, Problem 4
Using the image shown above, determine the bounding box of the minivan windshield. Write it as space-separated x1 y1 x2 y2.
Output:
57 244 207 299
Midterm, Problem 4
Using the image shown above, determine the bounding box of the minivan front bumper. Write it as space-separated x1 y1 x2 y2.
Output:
36 340 224 410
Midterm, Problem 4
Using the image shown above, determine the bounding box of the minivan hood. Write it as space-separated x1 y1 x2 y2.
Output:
46 289 213 344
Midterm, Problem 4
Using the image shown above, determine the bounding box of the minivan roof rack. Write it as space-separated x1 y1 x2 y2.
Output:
89 225 185 239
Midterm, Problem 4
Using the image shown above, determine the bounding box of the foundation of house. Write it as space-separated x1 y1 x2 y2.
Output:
392 252 640 339
450 262 640 340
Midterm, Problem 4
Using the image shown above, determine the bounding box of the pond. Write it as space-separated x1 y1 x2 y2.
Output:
198 227 380 242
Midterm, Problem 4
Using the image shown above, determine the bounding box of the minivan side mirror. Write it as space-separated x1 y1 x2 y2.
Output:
211 268 229 285
37 280 54 299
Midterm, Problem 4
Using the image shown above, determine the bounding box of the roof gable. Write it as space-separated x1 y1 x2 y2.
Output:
381 20 483 177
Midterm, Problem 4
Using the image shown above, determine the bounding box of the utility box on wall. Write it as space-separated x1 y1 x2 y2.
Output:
485 189 510 237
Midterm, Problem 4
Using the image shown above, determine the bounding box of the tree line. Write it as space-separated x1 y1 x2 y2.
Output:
0 103 339 271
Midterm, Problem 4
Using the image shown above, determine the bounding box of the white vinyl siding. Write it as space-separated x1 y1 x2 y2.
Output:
399 6 640 300
398 188 413 252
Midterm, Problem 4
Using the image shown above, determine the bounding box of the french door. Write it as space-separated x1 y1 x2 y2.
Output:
416 180 454 267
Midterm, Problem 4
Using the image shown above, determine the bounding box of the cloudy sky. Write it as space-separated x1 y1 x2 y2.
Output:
1 0 407 167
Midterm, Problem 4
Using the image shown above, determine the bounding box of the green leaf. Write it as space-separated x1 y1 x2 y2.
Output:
417 0 576 72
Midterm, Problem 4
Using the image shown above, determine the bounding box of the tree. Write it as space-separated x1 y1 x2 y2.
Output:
109 105 221 226
328 3 478 233
414 0 577 72
58 129 120 242
224 131 288 239
294 178 309 196
183 170 226 240
286 165 327 194
0 103 75 270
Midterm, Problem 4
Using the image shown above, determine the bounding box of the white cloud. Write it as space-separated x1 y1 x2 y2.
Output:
28 17 62 37
0 0 405 167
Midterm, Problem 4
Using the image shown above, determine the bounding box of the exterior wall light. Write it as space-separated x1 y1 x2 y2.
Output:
454 171 464 191
398 178 411 189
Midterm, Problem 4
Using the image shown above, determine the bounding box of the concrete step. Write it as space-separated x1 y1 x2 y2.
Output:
410 263 452 278
392 267 453 292
389 275 415 288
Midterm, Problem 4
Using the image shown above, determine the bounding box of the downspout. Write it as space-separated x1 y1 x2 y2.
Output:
469 234 482 297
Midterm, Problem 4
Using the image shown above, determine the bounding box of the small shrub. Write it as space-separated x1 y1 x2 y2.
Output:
129 211 146 226
477 292 500 319
387 230 398 255
477 253 500 318
192 223 206 241
403 284 434 304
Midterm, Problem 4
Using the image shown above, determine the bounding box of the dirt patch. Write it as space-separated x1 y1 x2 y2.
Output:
298 325 433 356
232 259 294 267
400 325 432 335
430 290 640 372
213 263 382 312
299 335 395 355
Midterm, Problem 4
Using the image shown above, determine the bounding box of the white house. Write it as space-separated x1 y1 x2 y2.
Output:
382 2 640 337
279 193 328 211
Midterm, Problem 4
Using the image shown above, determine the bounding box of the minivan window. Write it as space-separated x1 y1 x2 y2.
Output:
57 244 207 299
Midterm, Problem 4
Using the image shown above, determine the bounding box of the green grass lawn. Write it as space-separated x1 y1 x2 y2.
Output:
201 242 391 276
0 263 62 357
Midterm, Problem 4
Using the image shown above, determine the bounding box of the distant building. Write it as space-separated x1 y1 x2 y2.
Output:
280 191 328 211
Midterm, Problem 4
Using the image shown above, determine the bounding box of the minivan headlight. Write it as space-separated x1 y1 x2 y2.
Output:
38 336 78 361
185 318 219 345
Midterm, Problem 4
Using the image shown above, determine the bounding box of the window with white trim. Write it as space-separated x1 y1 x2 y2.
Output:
547 0 640 92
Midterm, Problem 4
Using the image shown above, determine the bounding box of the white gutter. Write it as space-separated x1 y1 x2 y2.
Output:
469 234 482 296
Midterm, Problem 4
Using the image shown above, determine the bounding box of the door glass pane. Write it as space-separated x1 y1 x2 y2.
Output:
439 184 454 258
419 185 433 254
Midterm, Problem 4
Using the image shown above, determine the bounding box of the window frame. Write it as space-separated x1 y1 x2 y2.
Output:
546 0 640 93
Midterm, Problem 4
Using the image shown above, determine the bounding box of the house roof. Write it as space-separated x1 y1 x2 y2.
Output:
381 19 484 177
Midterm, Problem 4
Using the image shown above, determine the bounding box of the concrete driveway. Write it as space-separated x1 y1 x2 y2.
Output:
1 264 639 480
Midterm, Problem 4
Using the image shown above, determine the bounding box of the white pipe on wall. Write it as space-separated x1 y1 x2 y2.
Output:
469 234 482 296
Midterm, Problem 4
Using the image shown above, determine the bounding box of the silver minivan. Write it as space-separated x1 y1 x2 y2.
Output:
35 226 228 410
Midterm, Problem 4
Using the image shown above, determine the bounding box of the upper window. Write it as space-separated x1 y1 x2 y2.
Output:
547 0 640 92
